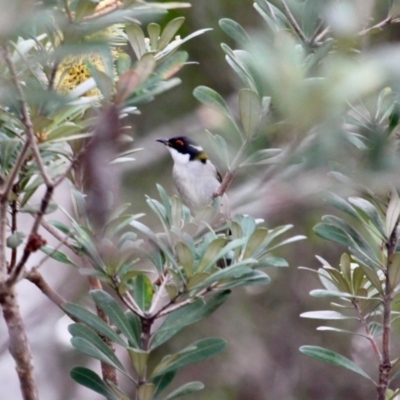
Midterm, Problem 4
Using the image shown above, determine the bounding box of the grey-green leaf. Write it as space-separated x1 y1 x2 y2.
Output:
150 290 230 350
300 346 373 381
193 86 232 118
151 338 227 378
90 290 139 348
70 367 119 400
239 88 261 137
62 303 126 347
164 381 205 400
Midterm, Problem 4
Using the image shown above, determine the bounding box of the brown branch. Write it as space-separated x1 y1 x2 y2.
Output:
25 269 79 321
377 223 398 400
0 284 38 400
280 0 308 43
8 185 54 285
213 171 234 199
87 274 118 386
358 16 398 37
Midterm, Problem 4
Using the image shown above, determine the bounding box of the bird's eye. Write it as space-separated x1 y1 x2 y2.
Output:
175 139 184 146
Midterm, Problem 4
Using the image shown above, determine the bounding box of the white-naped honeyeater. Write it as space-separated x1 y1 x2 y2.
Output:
156 136 230 216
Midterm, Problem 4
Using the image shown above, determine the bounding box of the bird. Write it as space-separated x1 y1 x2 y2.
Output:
156 136 229 216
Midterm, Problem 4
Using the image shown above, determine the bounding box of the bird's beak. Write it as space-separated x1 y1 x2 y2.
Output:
156 138 169 146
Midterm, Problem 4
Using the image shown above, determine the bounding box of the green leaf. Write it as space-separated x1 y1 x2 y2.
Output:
300 310 355 320
164 382 205 400
300 346 372 381
68 323 125 371
125 310 142 347
6 232 25 249
147 23 161 50
196 237 228 272
153 371 177 398
127 24 147 60
150 291 230 349
40 246 75 265
90 290 140 348
191 265 253 291
240 148 281 166
239 88 261 137
348 197 386 238
61 303 126 347
193 86 232 118
313 223 353 247
133 275 153 312
259 256 288 267
128 347 149 376
389 253 400 289
138 383 155 400
158 17 185 50
151 338 227 378
175 241 194 278
387 188 400 238
219 18 250 45
323 191 361 220
70 367 119 400
71 337 125 372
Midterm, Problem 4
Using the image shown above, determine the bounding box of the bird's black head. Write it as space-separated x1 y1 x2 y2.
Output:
156 136 207 162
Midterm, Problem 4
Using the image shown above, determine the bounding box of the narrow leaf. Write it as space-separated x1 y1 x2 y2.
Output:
70 367 119 400
62 303 126 347
193 86 232 118
151 338 227 378
150 291 230 349
164 382 205 400
300 346 372 380
239 88 261 137
90 290 139 348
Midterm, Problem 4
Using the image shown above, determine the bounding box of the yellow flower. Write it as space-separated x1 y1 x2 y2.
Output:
54 25 124 96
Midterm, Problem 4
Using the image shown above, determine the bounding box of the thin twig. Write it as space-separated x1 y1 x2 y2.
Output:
358 16 396 37
25 268 79 322
8 186 54 285
352 299 382 361
40 219 78 254
154 287 212 319
2 46 54 188
280 0 308 43
313 26 330 44
213 171 234 199
308 20 325 46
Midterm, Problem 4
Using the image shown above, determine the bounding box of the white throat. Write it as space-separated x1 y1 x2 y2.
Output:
168 147 191 165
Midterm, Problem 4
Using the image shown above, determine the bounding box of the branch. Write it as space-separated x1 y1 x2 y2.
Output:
87 274 118 386
0 285 39 400
352 299 382 361
213 171 234 199
25 269 78 321
280 0 308 43
377 222 399 400
8 185 54 285
358 16 398 37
